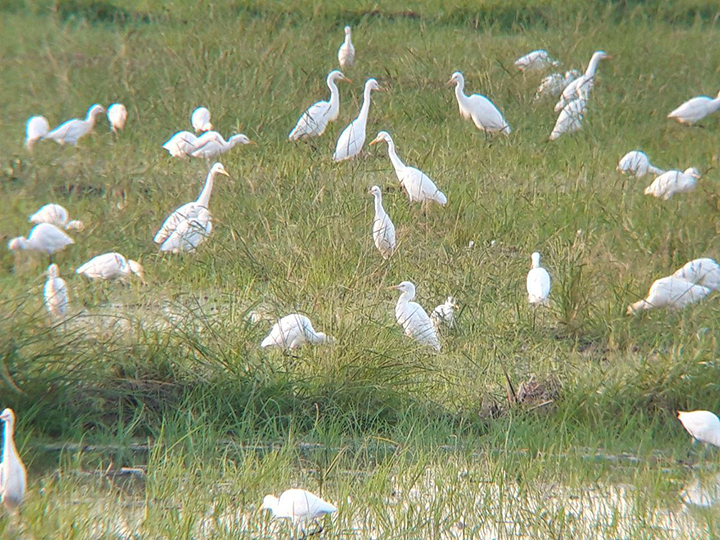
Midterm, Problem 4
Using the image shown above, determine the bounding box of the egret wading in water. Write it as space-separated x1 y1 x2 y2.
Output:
289 70 351 141
8 223 74 256
107 103 128 133
260 314 333 350
337 26 355 69
190 132 254 159
447 71 510 135
160 207 212 253
550 96 587 140
0 408 27 513
391 281 441 351
25 115 49 152
527 252 551 305
627 276 712 314
514 50 559 72
431 297 458 329
44 263 69 320
554 51 611 112
617 151 664 178
44 104 106 146
76 252 145 282
369 131 447 210
163 131 199 158
535 70 580 100
262 488 337 536
644 168 700 200
369 185 396 260
672 258 720 291
29 204 83 231
333 78 383 161
191 107 212 133
678 411 720 449
668 91 720 125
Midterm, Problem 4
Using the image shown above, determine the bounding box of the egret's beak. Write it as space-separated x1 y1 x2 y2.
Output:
445 78 455 87
369 137 381 146
342 77 352 83
605 55 614 60
375 86 387 92
386 284 401 290
219 170 231 178
247 139 258 145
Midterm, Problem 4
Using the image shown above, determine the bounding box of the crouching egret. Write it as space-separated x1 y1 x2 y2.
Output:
29 203 83 231
44 104 106 146
337 26 355 69
8 223 74 255
391 281 441 351
617 151 664 177
678 411 720 448
527 252 551 305
369 186 396 259
627 276 712 314
107 103 128 133
431 297 458 329
289 70 351 141
644 168 700 200
668 91 720 125
191 107 212 133
550 97 587 140
554 51 611 112
262 488 337 534
333 78 383 161
163 131 199 158
369 131 447 208
447 71 510 135
673 258 720 291
535 70 580 99
514 50 559 72
76 252 144 282
0 408 26 512
25 115 49 152
160 208 212 253
190 132 253 159
260 314 333 350
44 264 69 320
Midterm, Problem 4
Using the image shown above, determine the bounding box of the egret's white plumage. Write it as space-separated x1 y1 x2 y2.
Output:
262 489 337 528
337 26 355 69
514 50 559 72
448 71 510 134
668 91 720 125
333 78 383 161
0 408 26 512
107 103 128 133
431 297 458 329
627 276 712 314
44 104 105 146
8 223 74 255
392 281 441 351
289 70 350 141
672 258 720 291
191 107 212 133
527 252 551 305
29 203 84 231
160 208 212 253
554 51 611 112
163 131 199 158
25 115 49 151
260 314 332 350
550 97 587 140
617 151 664 178
44 263 69 319
190 132 253 159
154 163 229 245
369 131 447 207
76 252 144 282
678 411 720 448
535 70 581 100
644 168 700 200
369 185 396 259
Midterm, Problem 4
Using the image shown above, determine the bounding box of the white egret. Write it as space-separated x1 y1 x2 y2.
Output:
190 132 253 159
554 51 612 112
617 151 664 178
431 297 458 329
160 208 212 253
535 70 580 100
644 168 700 200
627 276 712 314
0 409 26 512
8 223 74 255
163 131 199 158
76 252 145 282
673 258 720 291
527 252 551 305
333 78 383 161
262 488 337 533
369 185 396 260
447 71 511 134
154 163 230 245
44 263 69 319
369 131 447 208
337 26 355 69
29 203 84 231
678 411 720 448
514 50 559 72
550 97 587 140
391 281 441 351
191 107 212 133
668 91 720 125
289 70 351 141
260 314 333 350
44 104 106 146
107 103 128 133
25 115 49 152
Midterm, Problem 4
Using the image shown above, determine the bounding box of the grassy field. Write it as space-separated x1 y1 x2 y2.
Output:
1 0 720 536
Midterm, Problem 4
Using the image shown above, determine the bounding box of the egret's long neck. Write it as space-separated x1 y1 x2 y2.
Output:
398 290 415 305
454 81 469 108
307 331 326 344
710 97 720 112
2 421 15 462
344 33 352 46
385 139 405 172
373 193 386 218
85 111 99 127
227 136 242 150
328 79 340 114
196 171 216 208
585 55 602 78
357 86 374 124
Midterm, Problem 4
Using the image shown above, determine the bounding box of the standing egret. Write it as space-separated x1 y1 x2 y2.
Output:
29 203 84 231
163 131 199 158
160 208 212 253
627 276 712 314
191 107 212 133
0 409 26 512
154 163 230 245
107 103 128 133
390 281 441 351
514 50 559 72
678 411 720 448
668 91 720 125
260 314 333 350
617 151 664 178
289 70 351 141
25 115 49 152
369 185 396 260
337 26 355 69
535 70 581 100
44 264 69 320
262 488 337 534
332 78 383 162
431 297 458 329
76 252 145 282
190 132 253 159
447 71 511 135
44 104 106 146
554 51 612 112
673 258 720 291
550 97 587 140
527 252 551 305
369 131 447 209
644 168 700 200
8 223 74 255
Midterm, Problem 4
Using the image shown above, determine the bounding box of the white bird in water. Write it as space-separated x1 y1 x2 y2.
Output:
29 203 84 231
44 104 106 146
678 411 720 448
668 91 720 125
644 167 700 200
673 258 720 291
76 252 145 282
107 103 128 133
8 223 74 255
333 78 383 162
190 132 253 159
447 71 511 135
617 151 664 178
44 263 69 320
550 97 587 140
163 131 199 158
337 26 355 69
431 297 458 329
25 115 49 152
260 314 333 350
535 70 580 100
0 408 27 512
527 252 551 305
627 276 712 314
514 49 559 72
369 185 396 260
391 281 441 351
369 131 447 209
160 207 212 253
262 488 337 533
289 70 351 141
554 51 612 112
154 163 230 246
191 107 212 133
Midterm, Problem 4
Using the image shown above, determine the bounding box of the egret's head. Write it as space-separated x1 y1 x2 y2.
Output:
369 185 382 197
47 263 60 279
316 332 334 344
229 134 254 146
447 296 458 308
344 25 351 35
128 260 145 282
65 220 84 231
328 70 351 84
391 281 416 296
0 408 15 427
684 167 701 179
365 78 383 92
88 104 106 118
262 495 279 512
210 163 231 178
592 51 612 61
447 71 464 87
369 131 392 147
716 90 720 99
531 252 541 268
7 237 25 251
